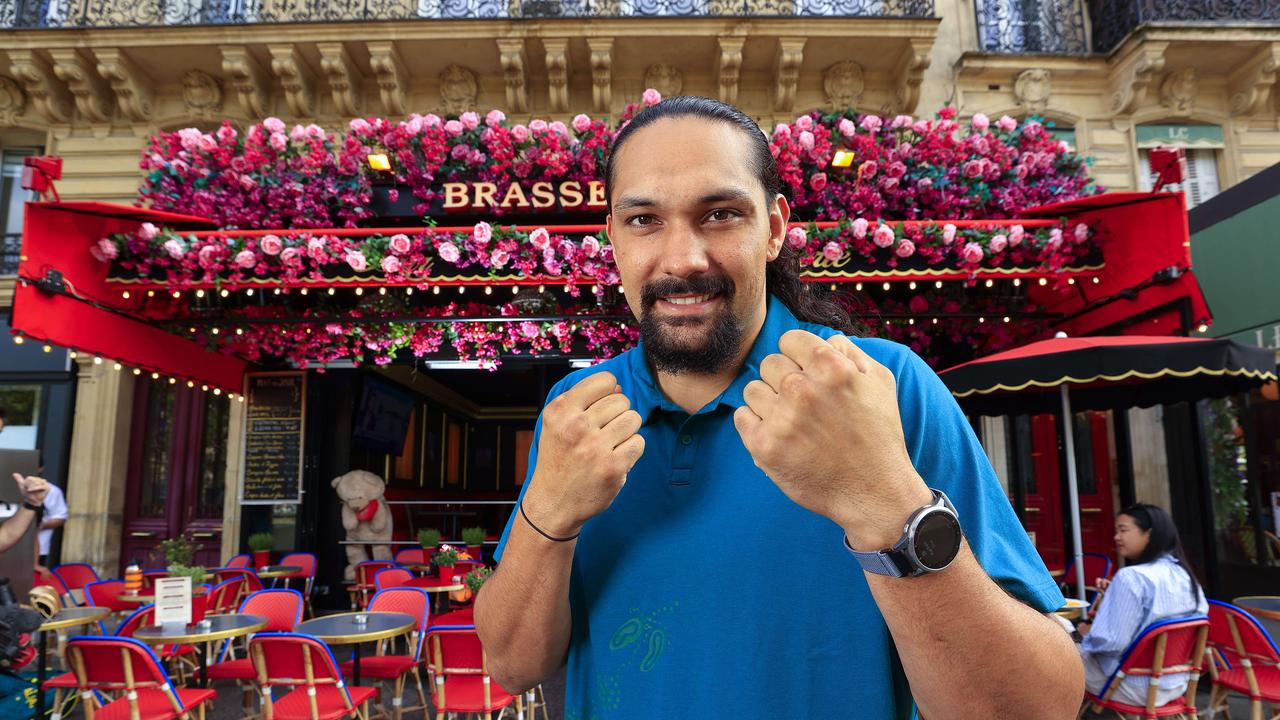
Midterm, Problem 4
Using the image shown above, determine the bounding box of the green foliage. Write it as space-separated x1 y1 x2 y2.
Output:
433 545 460 567
247 532 275 552
159 536 197 567
418 528 441 550
464 566 492 593
461 526 486 547
1206 397 1249 532
166 564 207 586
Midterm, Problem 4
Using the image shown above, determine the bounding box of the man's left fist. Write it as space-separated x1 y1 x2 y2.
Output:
733 330 932 548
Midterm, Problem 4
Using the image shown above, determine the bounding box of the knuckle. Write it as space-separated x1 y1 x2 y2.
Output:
780 372 810 398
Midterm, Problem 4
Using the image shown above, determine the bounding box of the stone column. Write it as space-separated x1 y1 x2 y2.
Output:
220 398 246 564
61 360 134 576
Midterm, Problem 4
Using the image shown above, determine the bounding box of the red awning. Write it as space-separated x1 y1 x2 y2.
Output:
10 202 250 392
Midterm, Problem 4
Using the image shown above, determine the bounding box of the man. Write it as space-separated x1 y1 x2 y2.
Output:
34 480 66 571
475 97 1083 718
0 474 49 554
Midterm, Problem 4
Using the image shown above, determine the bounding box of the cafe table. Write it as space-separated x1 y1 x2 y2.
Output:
134 613 267 687
36 606 111 720
256 565 303 580
404 575 465 615
295 612 414 686
1055 598 1090 620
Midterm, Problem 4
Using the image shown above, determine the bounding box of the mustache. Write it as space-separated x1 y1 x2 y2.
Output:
640 275 735 311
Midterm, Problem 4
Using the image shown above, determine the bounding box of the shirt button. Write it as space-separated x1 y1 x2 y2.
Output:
680 434 693 445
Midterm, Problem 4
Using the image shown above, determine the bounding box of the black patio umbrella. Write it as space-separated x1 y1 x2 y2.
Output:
939 335 1277 601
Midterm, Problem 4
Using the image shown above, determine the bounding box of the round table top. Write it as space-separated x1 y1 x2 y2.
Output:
1234 596 1280 620
40 606 110 632
134 613 267 644
295 612 415 645
256 565 303 579
1055 598 1089 619
404 577 464 592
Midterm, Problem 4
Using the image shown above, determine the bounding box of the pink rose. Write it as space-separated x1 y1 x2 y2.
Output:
263 117 286 134
943 223 957 243
887 161 907 178
348 118 371 134
290 125 306 142
997 115 1017 132
962 242 984 264
971 112 989 131
851 218 869 239
1060 141 1072 153
823 241 844 262
444 120 464 136
450 144 470 160
1049 228 1064 248
581 236 601 257
473 222 493 245
890 114 913 129
786 226 807 249
529 227 551 250
326 323 344 335
912 120 931 135
381 255 401 274
773 123 791 138
269 133 288 152
989 234 1008 253
642 88 661 105
511 124 530 143
198 245 219 267
216 124 237 143
306 123 324 139
837 118 856 138
405 116 424 135
235 250 256 268
795 115 814 132
389 234 412 254
572 114 593 133
963 160 984 179
138 222 159 240
260 235 283 256
798 131 815 151
163 239 185 259
485 109 506 127
529 119 548 132
424 114 441 127
549 121 568 137
96 238 118 260
197 134 217 153
809 172 828 191
307 237 327 259
872 223 895 249
859 115 882 133
460 112 480 130
490 249 510 268
557 239 577 258
1074 223 1089 243
345 251 367 272
895 239 915 258
1009 224 1024 246
437 243 460 263
859 161 878 178
280 247 302 266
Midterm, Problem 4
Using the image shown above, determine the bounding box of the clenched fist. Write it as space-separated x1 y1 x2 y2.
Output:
733 330 932 550
522 372 646 538
12 473 48 506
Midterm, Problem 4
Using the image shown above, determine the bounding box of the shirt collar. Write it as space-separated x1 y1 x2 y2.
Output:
625 295 804 423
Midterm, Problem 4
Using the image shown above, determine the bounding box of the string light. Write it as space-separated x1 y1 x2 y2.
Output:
213 388 221 396
201 384 208 392
327 287 335 296
211 327 220 335
132 368 141 376
908 281 917 290
1092 277 1100 284
187 380 195 388
237 395 245 403
908 318 915 325
195 289 205 298
484 286 492 295
935 280 943 289
978 317 986 323
113 362 121 371
1002 316 1011 323
69 351 78 359
829 283 836 291
93 356 102 365
932 318 938 324
458 286 465 295
11 335 22 345
146 290 155 298
300 288 308 295
407 287 414 296
855 283 863 291
273 288 281 295
246 288 254 296
618 286 625 295
42 345 51 353
189 327 196 334
236 328 244 336
220 289 229 298
122 290 131 299
1038 278 1047 286
1067 278 1076 285
882 282 890 291
984 279 994 288
172 291 181 299
1013 278 1021 287
538 285 545 293
151 372 160 380
433 286 440 295
168 377 176 385
378 287 386 295
355 287 363 296
512 286 519 295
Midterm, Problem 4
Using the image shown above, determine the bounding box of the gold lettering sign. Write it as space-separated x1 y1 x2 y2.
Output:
810 252 853 269
437 180 605 211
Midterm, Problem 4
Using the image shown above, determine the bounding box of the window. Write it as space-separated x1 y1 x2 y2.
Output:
2 147 42 275
0 384 41 450
1139 148 1221 208
975 0 1087 53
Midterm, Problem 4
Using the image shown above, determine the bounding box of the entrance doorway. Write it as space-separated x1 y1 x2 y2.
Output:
122 382 231 572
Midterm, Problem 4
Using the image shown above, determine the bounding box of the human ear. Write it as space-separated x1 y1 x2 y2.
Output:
766 193 791 262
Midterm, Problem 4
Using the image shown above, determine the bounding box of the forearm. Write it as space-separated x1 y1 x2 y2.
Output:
0 508 36 553
474 515 574 693
40 519 64 531
867 543 1082 719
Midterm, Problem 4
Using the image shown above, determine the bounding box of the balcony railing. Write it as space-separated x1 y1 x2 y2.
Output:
1 234 20 276
974 0 1089 54
1090 0 1280 54
6 0 934 26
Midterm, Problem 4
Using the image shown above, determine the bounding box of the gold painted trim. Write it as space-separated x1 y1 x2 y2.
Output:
134 614 268 645
801 263 1105 279
952 366 1278 398
40 606 111 631
255 565 303 579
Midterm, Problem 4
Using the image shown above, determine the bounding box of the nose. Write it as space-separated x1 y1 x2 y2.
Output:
657 223 711 279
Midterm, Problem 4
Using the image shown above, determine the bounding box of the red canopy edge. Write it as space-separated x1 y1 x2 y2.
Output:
11 282 248 392
32 201 217 227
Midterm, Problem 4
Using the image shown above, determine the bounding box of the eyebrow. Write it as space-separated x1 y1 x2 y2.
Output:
612 187 757 214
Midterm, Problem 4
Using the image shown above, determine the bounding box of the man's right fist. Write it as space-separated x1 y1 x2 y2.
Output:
13 473 48 506
521 372 645 538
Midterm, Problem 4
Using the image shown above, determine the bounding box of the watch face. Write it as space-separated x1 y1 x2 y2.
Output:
912 510 962 571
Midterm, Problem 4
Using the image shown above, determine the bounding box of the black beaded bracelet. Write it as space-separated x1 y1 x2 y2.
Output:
519 501 580 542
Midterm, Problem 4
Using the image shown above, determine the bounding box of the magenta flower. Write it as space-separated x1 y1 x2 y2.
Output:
280 247 302 266
438 243 461 263
345 250 367 272
971 113 990 131
872 224 895 249
572 114 593 133
138 222 159 240
163 239 185 259
989 234 1007 253
962 242 984 264
895 239 915 258
642 88 662 106
809 173 828 191
1009 224 1024 246
529 227 551 250
235 249 256 268
581 236 601 257
1049 228 1064 248
823 241 844 262
1074 223 1089 243
380 255 401 273
786 226 807 249
852 218 869 239
997 115 1017 132
490 250 510 268
473 222 493 245
260 235 283 256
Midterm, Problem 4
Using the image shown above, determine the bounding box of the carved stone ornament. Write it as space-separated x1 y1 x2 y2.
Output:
93 48 154 123
543 39 569 114
182 70 223 117
717 37 744 105
587 39 612 115
1228 42 1280 117
644 64 683 98
0 76 27 125
1109 41 1168 115
1160 67 1197 114
268 44 316 118
823 61 864 110
772 38 805 113
317 43 361 118
1013 68 1051 113
6 51 72 123
220 46 270 119
367 42 407 116
48 49 113 124
496 39 529 114
439 64 479 115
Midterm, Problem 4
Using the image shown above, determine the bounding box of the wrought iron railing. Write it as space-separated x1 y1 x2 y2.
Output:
1 234 20 276
1090 0 1280 54
7 0 933 26
974 0 1089 54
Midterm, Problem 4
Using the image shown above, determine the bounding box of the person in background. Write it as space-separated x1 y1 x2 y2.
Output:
32 480 66 576
1077 503 1208 708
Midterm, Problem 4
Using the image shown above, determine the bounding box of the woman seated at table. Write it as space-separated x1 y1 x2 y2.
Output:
1077 503 1207 708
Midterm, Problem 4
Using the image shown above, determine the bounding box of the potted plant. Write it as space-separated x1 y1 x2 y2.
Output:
461 526 486 562
247 532 274 569
453 566 492 604
418 528 441 551
433 543 460 579
159 536 197 568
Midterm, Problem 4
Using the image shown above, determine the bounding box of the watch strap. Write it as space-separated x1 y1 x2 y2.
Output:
845 489 956 577
22 501 41 513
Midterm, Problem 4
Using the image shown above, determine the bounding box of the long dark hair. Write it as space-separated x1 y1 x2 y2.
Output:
604 95 856 334
1118 503 1202 607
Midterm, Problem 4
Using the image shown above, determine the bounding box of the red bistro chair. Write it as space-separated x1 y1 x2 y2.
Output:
1205 599 1280 718
207 577 246 615
348 561 392 609
84 580 134 629
1062 552 1114 604
53 563 101 604
207 589 305 714
226 554 253 569
374 568 414 591
276 553 317 593
249 632 377 720
64 635 216 720
1080 615 1210 719
212 568 264 605
115 604 199 680
339 588 430 720
424 628 517 719
392 548 429 567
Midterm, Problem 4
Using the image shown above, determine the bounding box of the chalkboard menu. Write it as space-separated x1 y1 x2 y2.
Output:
240 373 306 504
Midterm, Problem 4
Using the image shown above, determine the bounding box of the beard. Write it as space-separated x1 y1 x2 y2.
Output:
639 274 743 375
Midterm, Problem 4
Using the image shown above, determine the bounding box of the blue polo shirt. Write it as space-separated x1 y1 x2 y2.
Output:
495 294 1063 719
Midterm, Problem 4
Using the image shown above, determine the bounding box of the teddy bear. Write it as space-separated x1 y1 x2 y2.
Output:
331 470 393 581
